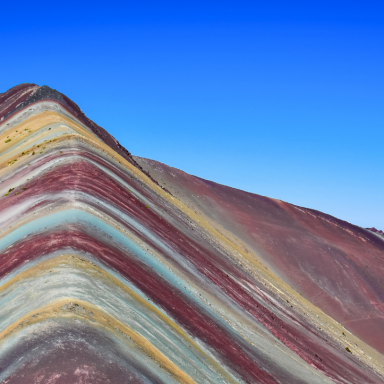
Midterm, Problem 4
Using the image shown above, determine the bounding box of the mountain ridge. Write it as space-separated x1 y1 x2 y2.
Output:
0 84 383 384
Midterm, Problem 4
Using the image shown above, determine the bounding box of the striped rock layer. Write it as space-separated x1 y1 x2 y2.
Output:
0 84 383 384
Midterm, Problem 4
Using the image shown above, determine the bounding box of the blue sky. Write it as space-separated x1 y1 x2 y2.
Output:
1 1 383 229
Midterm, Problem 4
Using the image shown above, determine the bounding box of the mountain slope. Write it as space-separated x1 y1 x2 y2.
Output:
0 84 383 384
135 156 384 356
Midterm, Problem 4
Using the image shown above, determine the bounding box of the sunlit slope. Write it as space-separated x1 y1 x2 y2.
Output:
0 84 383 384
135 156 384 356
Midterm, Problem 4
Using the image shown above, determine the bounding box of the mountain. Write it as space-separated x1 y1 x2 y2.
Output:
0 84 383 384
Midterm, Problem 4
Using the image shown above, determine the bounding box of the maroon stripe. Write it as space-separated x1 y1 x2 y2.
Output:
1 156 380 383
0 228 279 384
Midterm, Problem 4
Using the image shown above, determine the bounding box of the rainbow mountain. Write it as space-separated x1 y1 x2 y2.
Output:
0 83 383 384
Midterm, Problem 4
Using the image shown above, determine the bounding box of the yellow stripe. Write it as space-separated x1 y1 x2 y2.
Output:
0 254 238 384
0 297 197 384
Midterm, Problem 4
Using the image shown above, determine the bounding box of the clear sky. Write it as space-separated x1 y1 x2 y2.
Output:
1 1 383 229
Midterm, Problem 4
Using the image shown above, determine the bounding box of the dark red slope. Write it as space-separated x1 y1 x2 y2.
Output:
134 156 384 355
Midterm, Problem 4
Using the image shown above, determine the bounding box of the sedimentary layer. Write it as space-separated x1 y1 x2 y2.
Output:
0 84 383 384
135 156 384 356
